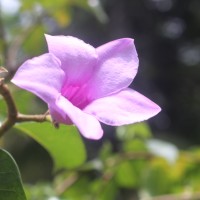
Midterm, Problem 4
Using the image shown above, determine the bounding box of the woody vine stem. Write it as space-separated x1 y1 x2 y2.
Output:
0 81 49 137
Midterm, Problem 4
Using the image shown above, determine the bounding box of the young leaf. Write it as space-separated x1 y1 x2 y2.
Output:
0 148 27 200
15 122 86 170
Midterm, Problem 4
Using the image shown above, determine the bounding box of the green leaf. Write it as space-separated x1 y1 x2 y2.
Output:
99 141 112 161
116 122 152 141
53 8 71 27
23 25 46 55
0 95 7 120
60 174 91 199
142 158 171 195
0 148 26 200
115 161 137 188
123 138 147 153
25 183 57 200
0 85 45 121
15 122 86 170
91 179 117 200
11 85 46 115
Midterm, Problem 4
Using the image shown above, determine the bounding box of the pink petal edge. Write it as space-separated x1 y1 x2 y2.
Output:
45 34 97 85
87 38 139 100
11 53 64 103
84 88 161 126
55 95 104 140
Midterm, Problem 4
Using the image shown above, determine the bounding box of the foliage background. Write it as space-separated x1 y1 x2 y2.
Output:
1 0 200 199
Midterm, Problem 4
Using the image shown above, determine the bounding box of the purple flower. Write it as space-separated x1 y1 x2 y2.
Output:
12 34 161 139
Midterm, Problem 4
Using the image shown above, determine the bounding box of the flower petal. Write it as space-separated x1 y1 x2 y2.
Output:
87 38 139 100
45 34 97 85
11 53 64 103
54 95 103 140
49 105 73 125
84 88 161 126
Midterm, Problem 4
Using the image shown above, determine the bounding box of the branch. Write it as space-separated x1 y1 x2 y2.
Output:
0 82 50 137
17 113 50 123
56 173 78 196
0 82 17 136
149 192 200 200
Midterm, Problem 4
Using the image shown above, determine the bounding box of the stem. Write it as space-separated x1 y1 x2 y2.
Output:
0 82 17 136
17 113 50 123
0 82 49 137
56 173 78 196
149 192 200 200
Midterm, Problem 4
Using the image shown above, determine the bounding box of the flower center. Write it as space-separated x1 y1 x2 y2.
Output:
61 83 89 109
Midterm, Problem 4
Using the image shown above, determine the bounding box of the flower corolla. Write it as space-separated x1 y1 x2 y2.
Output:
12 34 161 139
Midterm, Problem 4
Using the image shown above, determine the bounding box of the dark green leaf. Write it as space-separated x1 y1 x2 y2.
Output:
0 148 26 200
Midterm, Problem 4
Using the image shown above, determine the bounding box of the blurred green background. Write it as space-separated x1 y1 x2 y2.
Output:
1 0 200 199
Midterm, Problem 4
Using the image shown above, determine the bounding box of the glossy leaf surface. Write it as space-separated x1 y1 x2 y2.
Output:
15 122 86 170
0 149 26 200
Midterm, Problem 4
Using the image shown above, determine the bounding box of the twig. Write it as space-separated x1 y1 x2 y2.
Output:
17 112 49 123
148 192 200 200
56 173 79 196
105 152 153 169
120 151 153 160
0 82 49 137
0 82 18 136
